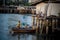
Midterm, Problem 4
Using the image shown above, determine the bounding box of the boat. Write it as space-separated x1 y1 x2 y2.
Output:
10 27 36 34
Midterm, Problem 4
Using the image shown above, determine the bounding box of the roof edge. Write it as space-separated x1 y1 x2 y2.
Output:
31 0 60 6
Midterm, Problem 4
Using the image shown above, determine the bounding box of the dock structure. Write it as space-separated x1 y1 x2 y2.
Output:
0 6 36 14
39 17 44 34
0 6 60 34
32 9 37 33
0 6 17 13
32 13 44 34
46 15 60 33
32 10 49 34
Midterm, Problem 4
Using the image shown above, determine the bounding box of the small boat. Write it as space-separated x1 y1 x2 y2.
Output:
10 27 36 34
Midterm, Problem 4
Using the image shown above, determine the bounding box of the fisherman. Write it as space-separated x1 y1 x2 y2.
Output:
16 21 21 29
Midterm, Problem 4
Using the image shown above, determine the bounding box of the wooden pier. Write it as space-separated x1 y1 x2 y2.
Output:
1 6 60 35
0 6 36 14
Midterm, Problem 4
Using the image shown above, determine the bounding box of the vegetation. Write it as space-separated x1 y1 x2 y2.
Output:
23 2 32 6
0 0 32 6
5 0 31 6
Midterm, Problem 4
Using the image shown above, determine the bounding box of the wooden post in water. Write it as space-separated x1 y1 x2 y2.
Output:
8 9 10 13
32 15 35 30
10 9 12 13
39 19 42 34
56 19 57 28
42 19 44 34
39 18 40 34
36 14 39 34
52 19 55 32
32 9 35 30
46 20 48 34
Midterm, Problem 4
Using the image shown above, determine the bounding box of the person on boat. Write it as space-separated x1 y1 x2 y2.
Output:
16 21 21 29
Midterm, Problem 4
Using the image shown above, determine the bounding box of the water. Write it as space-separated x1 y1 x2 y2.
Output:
0 14 55 40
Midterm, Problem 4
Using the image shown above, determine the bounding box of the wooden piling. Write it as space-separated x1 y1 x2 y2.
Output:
46 20 48 34
56 19 58 28
40 19 43 34
32 9 35 30
36 14 39 34
32 16 35 30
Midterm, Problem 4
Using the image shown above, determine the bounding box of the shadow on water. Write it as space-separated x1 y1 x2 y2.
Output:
11 33 56 40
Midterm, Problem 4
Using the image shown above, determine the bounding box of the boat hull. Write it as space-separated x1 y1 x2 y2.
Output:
10 27 36 33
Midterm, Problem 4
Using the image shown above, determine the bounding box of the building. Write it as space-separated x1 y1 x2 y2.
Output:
31 0 60 34
31 0 60 16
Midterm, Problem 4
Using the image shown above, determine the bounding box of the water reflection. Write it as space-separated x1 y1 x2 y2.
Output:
11 33 36 40
10 33 55 40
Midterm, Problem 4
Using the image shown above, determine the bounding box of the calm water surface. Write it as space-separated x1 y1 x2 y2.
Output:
0 14 55 40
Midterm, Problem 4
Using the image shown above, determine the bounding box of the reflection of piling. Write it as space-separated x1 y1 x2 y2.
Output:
18 34 20 40
36 33 40 40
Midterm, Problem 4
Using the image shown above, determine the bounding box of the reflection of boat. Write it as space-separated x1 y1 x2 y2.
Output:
10 27 36 34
